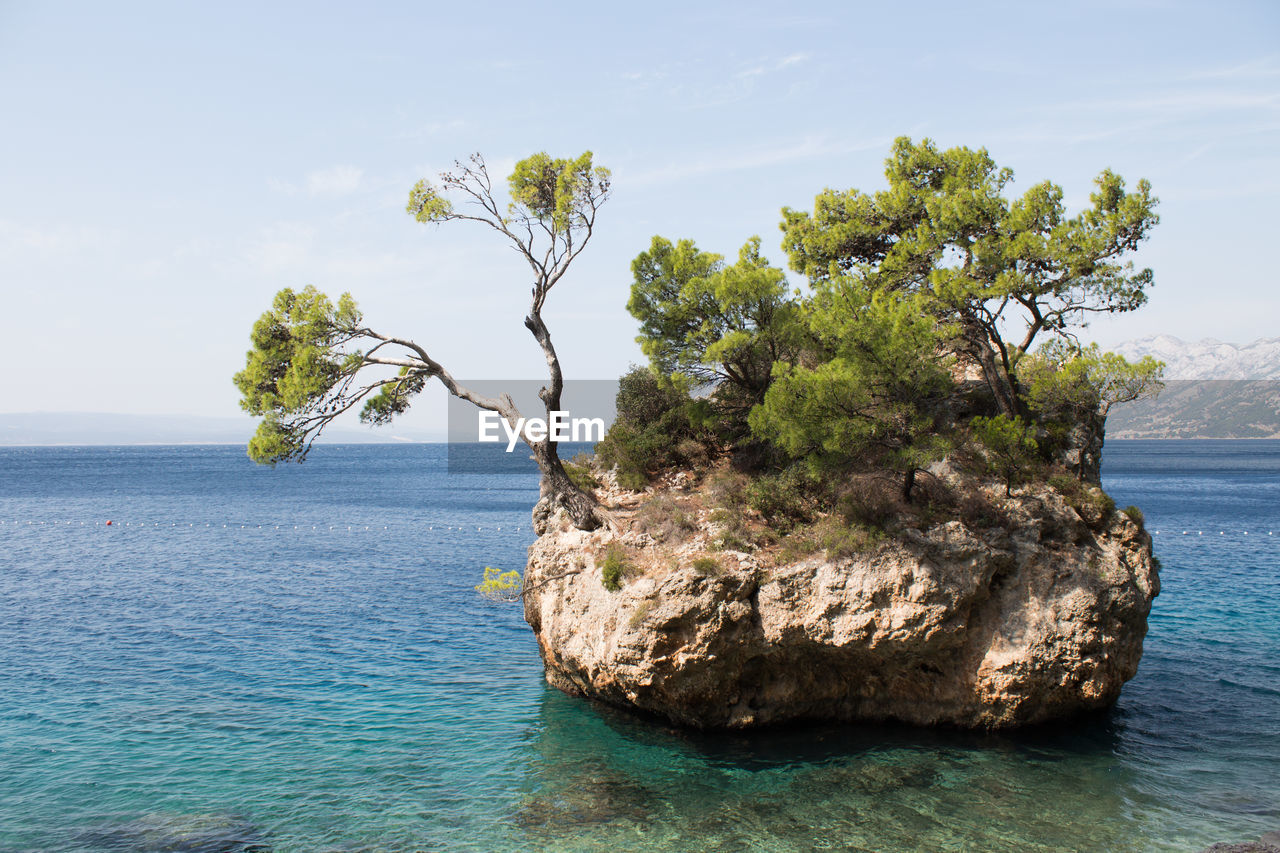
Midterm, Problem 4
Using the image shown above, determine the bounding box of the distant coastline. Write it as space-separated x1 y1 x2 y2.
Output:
4 385 1279 446
1107 380 1280 439
0 412 442 446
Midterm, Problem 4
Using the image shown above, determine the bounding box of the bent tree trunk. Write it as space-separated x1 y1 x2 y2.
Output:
957 314 1020 418
972 341 1019 418
409 151 612 534
525 308 601 534
530 439 600 534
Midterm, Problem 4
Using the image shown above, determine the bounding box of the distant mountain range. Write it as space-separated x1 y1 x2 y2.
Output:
1107 336 1280 439
1111 335 1280 380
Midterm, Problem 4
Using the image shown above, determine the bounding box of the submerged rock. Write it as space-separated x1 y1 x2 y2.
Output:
75 811 270 852
523 480 1158 730
515 764 658 830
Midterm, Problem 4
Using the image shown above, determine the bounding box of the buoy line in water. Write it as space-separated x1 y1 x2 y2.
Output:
1152 530 1275 537
3 520 1278 538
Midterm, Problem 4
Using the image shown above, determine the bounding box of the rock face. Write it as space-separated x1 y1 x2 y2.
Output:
1058 412 1105 483
523 484 1159 729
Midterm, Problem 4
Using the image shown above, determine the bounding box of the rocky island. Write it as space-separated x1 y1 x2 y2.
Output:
523 435 1158 729
235 140 1166 731
514 138 1166 730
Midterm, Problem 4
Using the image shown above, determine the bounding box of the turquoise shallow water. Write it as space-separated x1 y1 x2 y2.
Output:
0 441 1276 852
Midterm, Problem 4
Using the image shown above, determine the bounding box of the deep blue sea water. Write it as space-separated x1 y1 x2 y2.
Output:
0 441 1276 852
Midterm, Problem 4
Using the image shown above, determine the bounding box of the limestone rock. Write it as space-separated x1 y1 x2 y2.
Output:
523 483 1159 729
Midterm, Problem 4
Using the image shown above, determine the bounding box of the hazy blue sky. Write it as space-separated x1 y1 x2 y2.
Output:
2 0 1276 435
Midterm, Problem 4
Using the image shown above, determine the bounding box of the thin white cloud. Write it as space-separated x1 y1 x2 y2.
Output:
246 222 316 274
620 135 890 187
266 176 297 195
0 220 122 255
735 52 810 80
306 165 365 196
390 118 467 143
1178 56 1280 82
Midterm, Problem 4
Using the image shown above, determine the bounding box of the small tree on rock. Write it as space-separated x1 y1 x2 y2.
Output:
628 235 804 427
780 137 1159 418
234 152 611 531
971 414 1039 497
1019 340 1164 479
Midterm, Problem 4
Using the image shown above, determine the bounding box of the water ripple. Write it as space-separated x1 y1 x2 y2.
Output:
0 441 1276 851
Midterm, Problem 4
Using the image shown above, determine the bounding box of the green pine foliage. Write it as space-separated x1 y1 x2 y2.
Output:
971 415 1040 496
475 567 522 602
563 454 601 493
233 286 364 464
779 137 1159 419
748 285 955 502
627 236 804 432
599 136 1162 533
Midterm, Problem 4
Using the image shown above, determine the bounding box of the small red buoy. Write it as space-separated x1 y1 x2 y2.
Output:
106 520 113 526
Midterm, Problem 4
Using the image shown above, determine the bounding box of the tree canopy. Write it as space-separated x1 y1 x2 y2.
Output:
628 236 802 419
780 137 1159 416
749 283 954 501
1021 340 1165 421
606 137 1163 495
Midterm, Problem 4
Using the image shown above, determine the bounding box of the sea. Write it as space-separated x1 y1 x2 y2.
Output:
0 440 1276 852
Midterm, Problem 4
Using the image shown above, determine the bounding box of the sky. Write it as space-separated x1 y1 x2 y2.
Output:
1 0 1277 437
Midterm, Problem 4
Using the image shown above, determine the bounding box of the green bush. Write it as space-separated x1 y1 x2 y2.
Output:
706 469 749 510
563 453 601 493
1048 473 1116 527
690 556 722 576
1047 473 1078 494
595 421 662 490
835 479 897 529
675 437 712 468
778 516 884 563
596 367 709 489
627 599 655 628
819 519 884 559
615 365 686 425
970 414 1039 496
600 543 636 592
744 466 815 531
475 566 522 602
1093 490 1116 519
1123 505 1145 525
709 507 767 552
